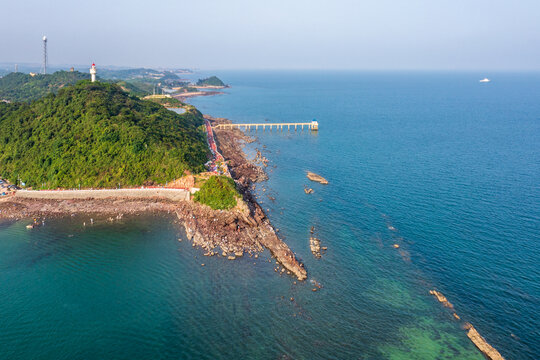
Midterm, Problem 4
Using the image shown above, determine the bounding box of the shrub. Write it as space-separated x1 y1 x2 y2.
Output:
194 176 239 210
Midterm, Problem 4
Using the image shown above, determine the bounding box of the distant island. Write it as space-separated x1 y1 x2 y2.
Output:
196 76 227 87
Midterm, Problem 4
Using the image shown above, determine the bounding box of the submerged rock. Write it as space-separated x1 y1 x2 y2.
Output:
310 237 322 258
429 290 505 359
429 289 454 308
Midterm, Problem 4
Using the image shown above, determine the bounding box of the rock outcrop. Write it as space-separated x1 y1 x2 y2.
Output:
310 237 321 258
465 323 505 360
307 172 328 185
429 289 505 360
206 115 307 280
429 290 454 308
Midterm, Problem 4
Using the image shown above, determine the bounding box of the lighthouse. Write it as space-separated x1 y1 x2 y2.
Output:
90 63 97 82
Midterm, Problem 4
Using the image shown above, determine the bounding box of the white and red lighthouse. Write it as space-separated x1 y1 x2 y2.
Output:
90 63 97 82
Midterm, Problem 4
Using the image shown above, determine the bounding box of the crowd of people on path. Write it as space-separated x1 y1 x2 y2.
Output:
204 119 230 176
0 178 18 197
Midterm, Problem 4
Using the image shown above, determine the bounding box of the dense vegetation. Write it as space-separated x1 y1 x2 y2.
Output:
0 81 209 188
196 76 225 87
0 71 89 102
193 176 239 210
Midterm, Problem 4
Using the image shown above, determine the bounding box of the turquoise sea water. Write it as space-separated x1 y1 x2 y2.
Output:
1 72 539 359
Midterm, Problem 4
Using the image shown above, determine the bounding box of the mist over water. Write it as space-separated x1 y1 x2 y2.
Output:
1 71 538 359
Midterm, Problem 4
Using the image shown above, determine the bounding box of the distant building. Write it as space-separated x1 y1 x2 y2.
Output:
90 63 97 82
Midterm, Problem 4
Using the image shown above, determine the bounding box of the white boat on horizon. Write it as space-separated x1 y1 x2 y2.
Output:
479 78 491 83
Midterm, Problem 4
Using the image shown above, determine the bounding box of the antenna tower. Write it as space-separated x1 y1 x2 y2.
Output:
41 36 48 74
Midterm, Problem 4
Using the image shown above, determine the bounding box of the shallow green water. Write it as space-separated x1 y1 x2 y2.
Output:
0 214 482 359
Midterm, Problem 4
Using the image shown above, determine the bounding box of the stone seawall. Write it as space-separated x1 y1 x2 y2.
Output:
15 188 190 202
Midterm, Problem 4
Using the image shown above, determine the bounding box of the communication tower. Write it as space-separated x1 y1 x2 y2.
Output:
41 36 48 74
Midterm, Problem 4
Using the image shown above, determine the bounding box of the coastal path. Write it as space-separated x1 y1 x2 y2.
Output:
14 188 191 201
204 119 230 175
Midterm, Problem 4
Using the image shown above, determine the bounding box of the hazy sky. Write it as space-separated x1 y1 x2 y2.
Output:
1 0 539 70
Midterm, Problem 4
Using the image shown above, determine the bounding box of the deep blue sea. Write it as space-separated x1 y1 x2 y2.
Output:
1 71 539 359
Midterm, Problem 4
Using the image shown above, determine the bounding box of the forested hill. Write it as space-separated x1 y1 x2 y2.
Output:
0 71 90 102
196 76 226 87
0 81 208 188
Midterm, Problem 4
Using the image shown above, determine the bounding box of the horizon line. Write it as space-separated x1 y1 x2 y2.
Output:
1 62 540 73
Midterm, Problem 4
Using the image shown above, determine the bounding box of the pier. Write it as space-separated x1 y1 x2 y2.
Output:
213 120 318 131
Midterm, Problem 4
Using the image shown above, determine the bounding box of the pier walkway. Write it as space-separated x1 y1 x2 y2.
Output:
213 120 318 131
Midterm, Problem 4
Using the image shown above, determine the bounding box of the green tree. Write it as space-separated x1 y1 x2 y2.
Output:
0 81 209 188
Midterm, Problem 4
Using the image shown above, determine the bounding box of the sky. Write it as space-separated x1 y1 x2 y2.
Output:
1 0 539 70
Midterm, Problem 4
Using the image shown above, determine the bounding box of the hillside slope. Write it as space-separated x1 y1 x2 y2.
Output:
0 81 208 188
0 71 90 102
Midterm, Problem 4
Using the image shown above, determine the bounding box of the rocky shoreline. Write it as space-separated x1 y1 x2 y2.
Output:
204 115 307 280
0 115 307 281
